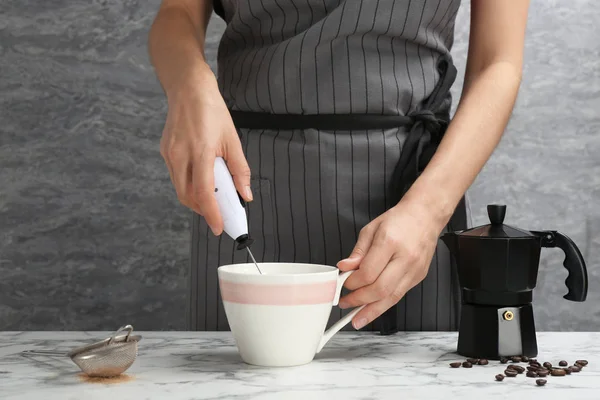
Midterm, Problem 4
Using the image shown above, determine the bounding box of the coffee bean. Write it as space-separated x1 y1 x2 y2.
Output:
450 362 461 368
500 357 509 364
576 360 588 367
536 379 547 386
563 368 571 375
537 370 548 378
495 374 505 381
506 365 517 371
505 369 518 377
511 356 522 363
466 358 479 364
522 356 529 362
551 368 566 376
543 362 552 369
513 366 525 374
462 361 472 368
570 365 581 373
526 371 538 378
478 359 489 365
558 360 568 366
529 358 537 363
529 361 541 368
527 366 539 372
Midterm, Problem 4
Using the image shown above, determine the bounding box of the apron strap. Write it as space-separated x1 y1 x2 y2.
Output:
387 53 457 206
212 0 226 20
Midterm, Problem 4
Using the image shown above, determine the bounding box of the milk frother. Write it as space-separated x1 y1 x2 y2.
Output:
213 156 262 274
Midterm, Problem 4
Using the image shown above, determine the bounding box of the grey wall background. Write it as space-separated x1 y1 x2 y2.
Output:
1 0 598 332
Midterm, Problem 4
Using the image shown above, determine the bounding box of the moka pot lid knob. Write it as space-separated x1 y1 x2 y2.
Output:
457 204 535 239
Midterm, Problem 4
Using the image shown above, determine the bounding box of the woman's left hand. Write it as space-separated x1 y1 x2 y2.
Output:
337 199 446 330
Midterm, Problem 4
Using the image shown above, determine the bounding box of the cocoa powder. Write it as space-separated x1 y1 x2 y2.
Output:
78 373 135 384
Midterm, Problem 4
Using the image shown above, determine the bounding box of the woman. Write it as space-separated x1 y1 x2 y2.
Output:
148 0 530 333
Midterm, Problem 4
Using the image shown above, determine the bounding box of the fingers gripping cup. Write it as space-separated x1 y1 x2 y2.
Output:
218 263 364 367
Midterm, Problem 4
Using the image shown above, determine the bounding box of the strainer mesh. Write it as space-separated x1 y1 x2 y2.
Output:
72 341 138 377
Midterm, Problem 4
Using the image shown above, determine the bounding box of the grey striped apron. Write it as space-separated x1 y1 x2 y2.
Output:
189 0 469 333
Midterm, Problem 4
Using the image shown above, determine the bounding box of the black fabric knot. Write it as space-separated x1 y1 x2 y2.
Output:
408 109 443 134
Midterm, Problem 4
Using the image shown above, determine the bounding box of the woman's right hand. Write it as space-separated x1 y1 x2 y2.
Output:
160 63 252 235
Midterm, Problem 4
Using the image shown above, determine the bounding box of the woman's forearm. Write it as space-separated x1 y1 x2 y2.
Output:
148 0 214 98
403 0 529 228
404 60 522 226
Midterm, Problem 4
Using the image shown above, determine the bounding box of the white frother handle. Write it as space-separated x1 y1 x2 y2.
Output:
213 157 248 241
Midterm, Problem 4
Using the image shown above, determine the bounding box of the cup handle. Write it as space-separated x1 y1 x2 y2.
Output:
316 270 366 353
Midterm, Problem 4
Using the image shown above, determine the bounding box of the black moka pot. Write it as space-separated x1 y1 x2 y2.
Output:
441 204 588 360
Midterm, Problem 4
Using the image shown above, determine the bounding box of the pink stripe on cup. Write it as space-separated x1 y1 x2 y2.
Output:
219 280 337 305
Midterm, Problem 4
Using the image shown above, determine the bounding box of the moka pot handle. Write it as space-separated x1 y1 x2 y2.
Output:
533 230 588 302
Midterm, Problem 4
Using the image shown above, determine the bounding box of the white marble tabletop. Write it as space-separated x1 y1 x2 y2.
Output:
1 331 599 400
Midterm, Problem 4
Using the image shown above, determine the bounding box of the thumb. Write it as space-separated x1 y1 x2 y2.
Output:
224 136 253 202
337 222 378 271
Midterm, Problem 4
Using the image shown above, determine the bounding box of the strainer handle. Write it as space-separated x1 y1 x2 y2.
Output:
21 349 66 357
107 324 134 344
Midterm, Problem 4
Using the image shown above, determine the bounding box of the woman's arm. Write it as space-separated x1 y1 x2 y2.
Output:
405 0 531 226
148 0 253 234
148 0 214 97
337 0 530 329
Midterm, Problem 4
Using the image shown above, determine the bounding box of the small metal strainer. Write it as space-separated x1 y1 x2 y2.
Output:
21 325 142 377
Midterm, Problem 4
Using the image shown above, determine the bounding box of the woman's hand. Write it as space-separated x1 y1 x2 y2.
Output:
336 198 446 330
160 63 252 235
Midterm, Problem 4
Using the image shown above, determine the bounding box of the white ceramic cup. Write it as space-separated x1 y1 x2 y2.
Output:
217 262 365 367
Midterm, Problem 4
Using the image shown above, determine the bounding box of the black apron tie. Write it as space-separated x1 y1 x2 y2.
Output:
228 53 458 336
387 53 457 207
409 109 442 132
